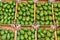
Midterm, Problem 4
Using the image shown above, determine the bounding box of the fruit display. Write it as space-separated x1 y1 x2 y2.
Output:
36 2 53 25
54 2 60 24
0 28 15 40
0 1 15 24
37 28 54 40
17 27 35 40
17 1 34 25
57 28 60 40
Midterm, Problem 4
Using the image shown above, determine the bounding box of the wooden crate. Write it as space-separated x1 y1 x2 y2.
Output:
37 26 57 40
0 25 16 40
0 0 16 26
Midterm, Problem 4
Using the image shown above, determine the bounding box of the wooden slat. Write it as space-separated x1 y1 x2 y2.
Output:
39 0 48 1
52 2 55 25
34 3 36 25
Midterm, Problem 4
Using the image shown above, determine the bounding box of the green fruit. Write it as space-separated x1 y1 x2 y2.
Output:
27 4 31 8
2 34 6 39
19 3 23 7
58 18 60 21
20 30 24 34
47 32 51 37
45 16 48 21
28 36 31 40
16 20 20 24
41 17 44 21
29 9 34 13
22 2 26 6
30 28 35 33
36 21 40 24
31 5 34 9
38 28 43 33
9 8 12 13
39 7 43 10
24 33 28 39
55 12 58 16
37 15 40 20
57 30 60 35
21 8 26 12
49 22 52 25
40 33 45 38
19 11 22 15
48 16 52 20
29 21 32 25
36 2 41 7
44 11 48 16
26 11 30 16
17 36 20 40
7 5 10 9
58 3 60 8
1 30 4 35
40 21 44 25
44 2 48 6
56 20 59 24
45 37 50 40
20 35 24 40
54 3 57 8
36 10 40 14
31 34 35 39
28 1 33 5
48 2 52 6
28 31 32 36
58 12 60 15
38 34 41 39
11 33 14 38
43 6 47 10
45 21 49 25
18 7 20 11
49 30 54 33
30 18 34 22
48 6 52 10
25 7 29 11
22 18 25 21
25 22 28 25
43 29 47 34
54 8 58 12
7 33 10 39
40 11 43 16
26 17 30 21
0 2 3 6
58 37 60 40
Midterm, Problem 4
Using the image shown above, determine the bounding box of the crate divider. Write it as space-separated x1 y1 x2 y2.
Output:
52 2 55 25
34 2 36 24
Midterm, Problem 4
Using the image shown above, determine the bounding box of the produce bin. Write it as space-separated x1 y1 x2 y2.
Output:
16 0 34 26
37 26 56 40
17 26 35 40
0 25 16 40
0 0 16 25
36 1 53 26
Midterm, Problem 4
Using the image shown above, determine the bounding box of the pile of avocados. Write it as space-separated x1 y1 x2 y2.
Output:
54 2 60 24
57 28 60 40
38 28 54 40
0 1 15 24
36 2 53 25
17 1 34 25
17 27 35 40
0 28 14 40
